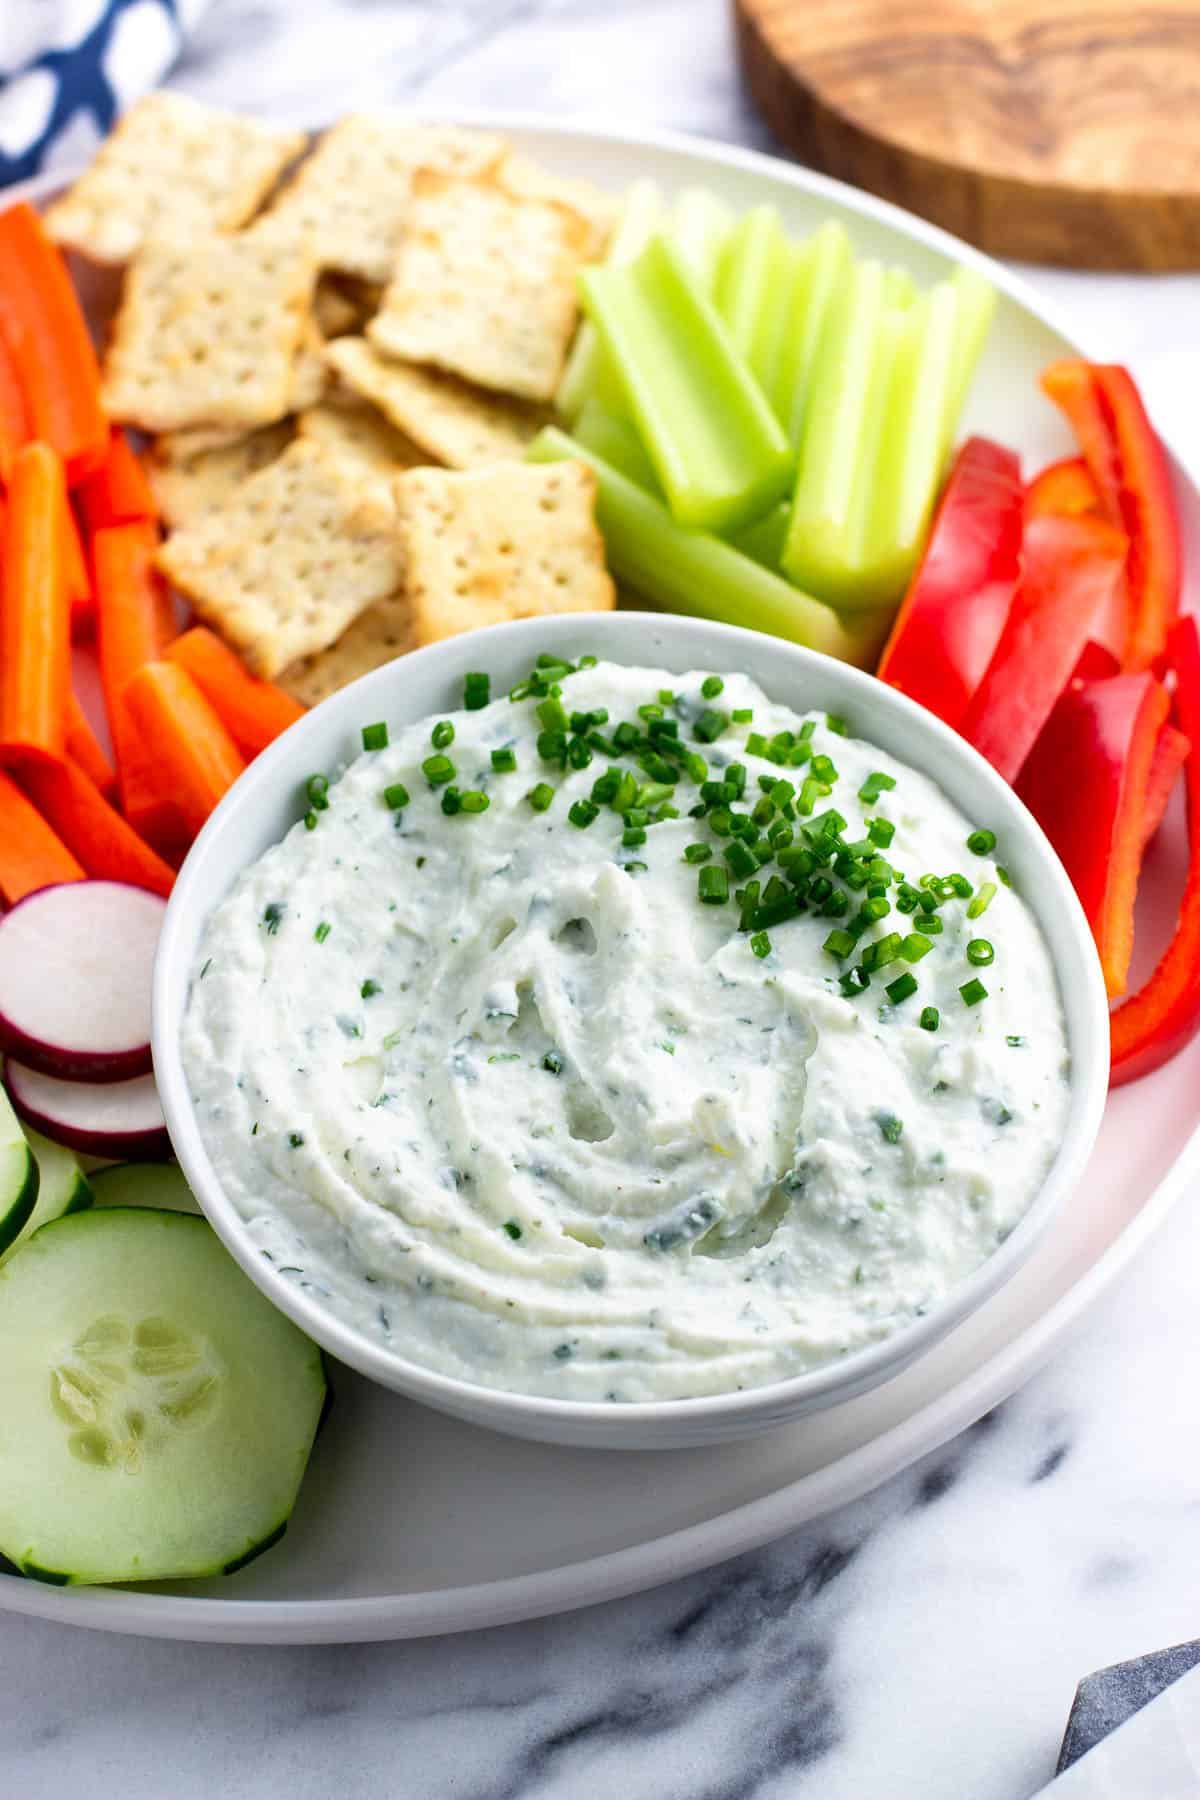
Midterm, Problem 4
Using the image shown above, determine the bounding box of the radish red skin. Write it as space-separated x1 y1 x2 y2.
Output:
4 1060 170 1162
0 880 162 1083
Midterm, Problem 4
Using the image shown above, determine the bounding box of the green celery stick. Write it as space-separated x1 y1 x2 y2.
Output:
556 178 664 422
782 258 894 603
574 397 661 493
527 426 889 667
776 219 852 443
667 186 735 292
941 264 996 452
728 500 790 573
714 204 799 408
883 266 917 309
579 236 794 533
867 282 960 596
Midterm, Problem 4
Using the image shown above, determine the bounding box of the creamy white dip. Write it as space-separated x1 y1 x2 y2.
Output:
183 659 1071 1402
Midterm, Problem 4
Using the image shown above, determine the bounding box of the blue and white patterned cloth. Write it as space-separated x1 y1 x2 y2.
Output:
0 0 208 187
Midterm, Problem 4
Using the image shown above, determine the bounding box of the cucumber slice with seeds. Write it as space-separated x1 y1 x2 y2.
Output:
0 1131 92 1266
90 1160 198 1213
0 1207 325 1585
0 1083 38 1257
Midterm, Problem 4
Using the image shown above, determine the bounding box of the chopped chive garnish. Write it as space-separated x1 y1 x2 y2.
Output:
868 818 895 849
694 708 729 744
612 721 639 750
732 707 753 723
947 873 973 899
542 1050 563 1075
996 865 1012 887
967 828 996 855
750 930 771 959
431 719 455 749
900 932 933 963
460 790 490 814
622 825 647 848
919 1006 940 1032
823 928 856 960
567 737 593 770
921 915 944 936
723 840 756 878
967 881 997 919
746 731 768 757
263 902 285 934
579 654 598 669
683 843 711 864
568 799 599 829
966 937 995 966
960 978 989 1006
491 746 517 774
861 896 889 922
858 771 896 804
839 966 870 996
361 978 381 999
701 675 725 699
1006 1034 1027 1047
304 810 318 830
441 787 461 815
361 722 388 751
658 688 675 706
464 671 490 709
537 696 569 734
876 1111 903 1142
422 753 455 787
526 782 554 812
885 972 918 1005
502 1219 523 1240
624 861 649 873
825 713 849 736
698 866 729 904
383 781 410 810
288 1132 305 1149
314 921 331 944
306 773 330 810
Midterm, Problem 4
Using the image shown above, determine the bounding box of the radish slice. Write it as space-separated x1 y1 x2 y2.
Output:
4 1061 169 1162
0 882 164 1083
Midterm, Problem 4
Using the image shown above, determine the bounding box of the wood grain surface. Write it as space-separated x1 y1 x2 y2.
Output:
734 0 1200 268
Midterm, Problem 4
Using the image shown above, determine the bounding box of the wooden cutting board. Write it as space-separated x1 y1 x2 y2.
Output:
734 0 1200 269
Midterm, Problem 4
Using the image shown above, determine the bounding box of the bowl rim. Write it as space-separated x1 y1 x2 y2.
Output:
153 611 1110 1436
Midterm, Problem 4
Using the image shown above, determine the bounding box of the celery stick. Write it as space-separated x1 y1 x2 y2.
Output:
883 266 917 309
728 501 790 573
556 179 664 422
714 205 798 408
775 220 852 443
527 427 888 667
941 264 996 451
782 258 892 603
867 282 960 594
579 236 794 532
667 187 735 293
574 398 661 493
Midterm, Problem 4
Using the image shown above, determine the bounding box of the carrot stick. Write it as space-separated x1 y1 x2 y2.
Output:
65 691 116 800
0 767 83 904
0 325 30 486
0 205 107 485
19 757 174 899
92 520 180 842
63 494 93 637
120 661 245 840
165 626 306 759
75 429 157 533
0 441 70 768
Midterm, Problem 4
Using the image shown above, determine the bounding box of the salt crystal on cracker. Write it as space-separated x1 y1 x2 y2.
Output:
44 93 304 266
396 460 615 646
146 421 295 530
156 440 406 678
369 171 591 402
254 115 506 283
278 593 416 707
326 337 545 469
101 233 317 434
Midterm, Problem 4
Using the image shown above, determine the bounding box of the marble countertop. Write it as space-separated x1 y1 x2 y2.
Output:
7 4 1200 1797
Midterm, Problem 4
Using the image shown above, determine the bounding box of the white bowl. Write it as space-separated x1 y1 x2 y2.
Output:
153 612 1110 1450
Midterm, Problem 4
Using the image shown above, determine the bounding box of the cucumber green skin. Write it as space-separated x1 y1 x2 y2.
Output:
0 1145 38 1258
0 1207 326 1586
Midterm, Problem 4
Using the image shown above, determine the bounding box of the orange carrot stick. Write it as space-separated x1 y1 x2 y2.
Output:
63 493 93 638
120 661 245 840
0 442 70 768
165 625 306 759
0 767 83 904
75 429 157 532
92 520 180 842
19 757 174 899
65 691 116 800
0 205 107 484
0 326 30 486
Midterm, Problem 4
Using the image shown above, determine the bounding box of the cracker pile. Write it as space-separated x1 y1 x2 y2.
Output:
58 95 618 703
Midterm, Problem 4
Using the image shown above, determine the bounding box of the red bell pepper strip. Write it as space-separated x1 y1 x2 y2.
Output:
1024 456 1102 523
0 326 29 486
0 204 107 485
1140 722 1190 850
1110 619 1200 1082
960 512 1127 783
75 430 157 533
876 437 1024 731
1018 668 1169 998
1041 361 1180 672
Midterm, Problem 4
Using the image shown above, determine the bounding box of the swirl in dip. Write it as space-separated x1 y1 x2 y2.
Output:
183 658 1071 1402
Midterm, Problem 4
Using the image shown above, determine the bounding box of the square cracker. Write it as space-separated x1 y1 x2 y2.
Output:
146 421 295 530
255 115 506 283
325 337 544 469
44 93 305 266
497 153 616 258
297 393 423 507
395 461 615 646
369 171 592 402
101 233 317 434
279 593 417 707
156 440 406 678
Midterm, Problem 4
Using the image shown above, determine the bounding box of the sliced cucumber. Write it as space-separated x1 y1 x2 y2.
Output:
0 1084 38 1258
0 1131 92 1267
0 1208 325 1585
90 1161 199 1213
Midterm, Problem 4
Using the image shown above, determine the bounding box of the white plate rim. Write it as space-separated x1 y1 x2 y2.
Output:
1 110 1193 1644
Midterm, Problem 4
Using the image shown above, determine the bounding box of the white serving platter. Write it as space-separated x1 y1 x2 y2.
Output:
3 112 1198 1645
